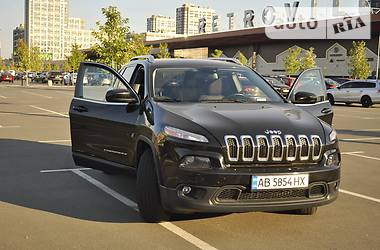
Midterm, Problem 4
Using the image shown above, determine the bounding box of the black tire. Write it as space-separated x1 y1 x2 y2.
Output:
136 150 170 222
294 207 318 215
361 96 372 108
327 94 335 105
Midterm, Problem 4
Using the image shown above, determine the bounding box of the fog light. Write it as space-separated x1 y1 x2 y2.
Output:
182 186 192 195
179 156 211 169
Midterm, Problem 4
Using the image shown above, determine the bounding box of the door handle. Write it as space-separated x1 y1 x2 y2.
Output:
321 108 332 114
73 105 88 113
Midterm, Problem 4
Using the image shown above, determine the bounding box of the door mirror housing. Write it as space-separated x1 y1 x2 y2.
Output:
293 91 318 104
106 89 139 104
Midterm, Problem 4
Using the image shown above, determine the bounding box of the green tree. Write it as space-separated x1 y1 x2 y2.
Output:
126 33 152 61
0 57 4 71
92 6 130 69
301 47 317 70
211 49 224 58
157 43 170 58
238 52 249 66
44 61 53 72
65 44 87 73
30 47 44 72
349 41 371 79
284 47 302 75
15 40 32 86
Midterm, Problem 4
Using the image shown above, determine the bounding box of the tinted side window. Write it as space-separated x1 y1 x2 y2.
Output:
363 82 376 88
340 82 352 89
350 82 364 89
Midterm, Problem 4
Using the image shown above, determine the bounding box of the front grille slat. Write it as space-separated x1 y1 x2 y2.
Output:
224 135 322 164
241 136 254 161
271 136 284 161
257 136 269 162
299 135 310 161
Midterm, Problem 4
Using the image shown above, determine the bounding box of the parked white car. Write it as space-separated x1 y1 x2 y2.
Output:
327 80 380 108
70 73 78 85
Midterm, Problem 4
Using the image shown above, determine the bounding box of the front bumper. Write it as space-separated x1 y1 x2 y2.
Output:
160 166 340 214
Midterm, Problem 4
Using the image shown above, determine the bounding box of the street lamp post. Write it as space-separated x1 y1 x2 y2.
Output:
377 34 380 80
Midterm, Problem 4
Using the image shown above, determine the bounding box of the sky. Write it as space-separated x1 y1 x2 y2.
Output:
0 0 359 58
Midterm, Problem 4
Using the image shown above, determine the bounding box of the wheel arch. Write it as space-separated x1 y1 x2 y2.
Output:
135 135 163 184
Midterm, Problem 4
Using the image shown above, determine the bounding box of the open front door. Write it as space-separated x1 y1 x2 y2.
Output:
288 68 334 125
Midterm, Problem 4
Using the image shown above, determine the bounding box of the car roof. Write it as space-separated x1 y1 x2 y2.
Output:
127 59 245 69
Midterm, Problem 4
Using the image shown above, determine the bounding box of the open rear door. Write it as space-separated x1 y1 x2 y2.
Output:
288 68 334 125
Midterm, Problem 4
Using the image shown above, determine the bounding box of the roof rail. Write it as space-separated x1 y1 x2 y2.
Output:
208 57 242 65
130 55 155 63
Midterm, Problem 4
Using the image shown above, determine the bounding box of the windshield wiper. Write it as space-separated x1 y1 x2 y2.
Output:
154 96 181 103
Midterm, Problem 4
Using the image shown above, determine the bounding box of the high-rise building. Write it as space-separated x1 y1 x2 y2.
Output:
147 15 176 33
13 24 25 57
25 0 97 60
65 17 97 56
176 4 216 35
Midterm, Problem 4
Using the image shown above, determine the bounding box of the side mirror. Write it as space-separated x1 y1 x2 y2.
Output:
106 89 138 104
293 91 318 104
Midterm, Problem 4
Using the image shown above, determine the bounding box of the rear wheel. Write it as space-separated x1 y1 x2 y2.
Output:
136 150 171 222
327 94 335 105
361 96 372 108
294 207 318 215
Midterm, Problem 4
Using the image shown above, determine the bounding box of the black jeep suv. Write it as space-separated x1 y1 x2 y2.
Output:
69 56 340 222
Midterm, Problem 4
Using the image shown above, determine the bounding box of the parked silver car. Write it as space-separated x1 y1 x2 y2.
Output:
327 80 380 108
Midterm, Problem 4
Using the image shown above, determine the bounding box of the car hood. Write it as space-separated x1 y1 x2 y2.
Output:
158 102 325 145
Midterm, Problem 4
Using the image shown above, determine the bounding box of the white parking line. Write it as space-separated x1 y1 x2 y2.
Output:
340 189 380 204
340 137 380 142
72 170 218 250
341 151 365 155
41 168 218 250
343 152 380 161
40 168 91 173
0 95 7 99
22 91 53 99
29 105 69 118
38 139 71 144
0 125 21 129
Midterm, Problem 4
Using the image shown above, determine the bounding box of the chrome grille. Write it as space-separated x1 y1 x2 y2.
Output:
241 136 254 161
225 136 239 162
299 135 310 161
257 136 269 162
285 135 297 161
311 136 322 161
224 135 322 163
271 136 284 161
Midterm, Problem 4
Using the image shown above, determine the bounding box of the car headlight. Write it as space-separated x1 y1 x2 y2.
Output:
179 156 211 169
324 150 340 167
329 129 337 143
164 126 209 143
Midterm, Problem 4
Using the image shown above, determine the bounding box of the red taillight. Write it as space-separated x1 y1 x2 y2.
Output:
377 89 380 94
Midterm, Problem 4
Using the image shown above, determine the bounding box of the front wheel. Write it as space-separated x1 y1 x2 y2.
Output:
361 96 372 108
136 150 171 222
327 94 335 105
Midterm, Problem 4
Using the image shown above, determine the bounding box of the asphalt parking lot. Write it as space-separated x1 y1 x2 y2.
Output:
0 82 379 250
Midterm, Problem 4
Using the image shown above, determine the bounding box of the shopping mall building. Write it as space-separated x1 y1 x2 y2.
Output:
146 13 380 78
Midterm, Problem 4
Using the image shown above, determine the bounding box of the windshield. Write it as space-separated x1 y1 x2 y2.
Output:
153 67 284 103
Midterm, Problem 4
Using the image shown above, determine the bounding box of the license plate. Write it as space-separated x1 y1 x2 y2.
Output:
252 174 309 190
